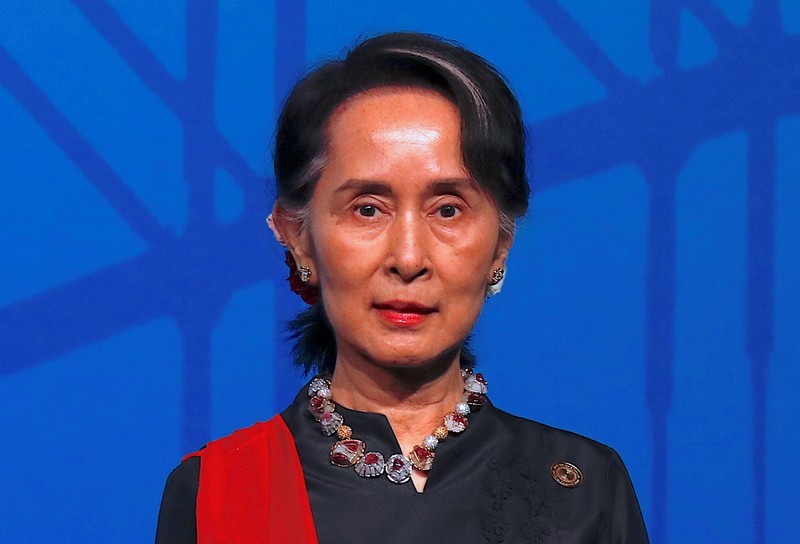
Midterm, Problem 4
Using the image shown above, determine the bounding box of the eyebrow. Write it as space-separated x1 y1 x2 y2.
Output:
334 179 393 196
334 178 477 196
428 179 478 194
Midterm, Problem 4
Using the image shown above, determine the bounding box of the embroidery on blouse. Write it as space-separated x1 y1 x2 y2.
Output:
481 459 512 542
518 466 553 544
485 458 514 510
480 459 552 543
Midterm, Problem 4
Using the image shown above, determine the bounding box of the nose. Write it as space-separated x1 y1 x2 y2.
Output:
387 212 430 282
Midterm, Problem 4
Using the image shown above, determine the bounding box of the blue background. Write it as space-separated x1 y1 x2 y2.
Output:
1 1 798 542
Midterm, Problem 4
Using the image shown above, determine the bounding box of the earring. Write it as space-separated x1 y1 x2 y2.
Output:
299 266 312 283
486 268 505 299
490 268 504 285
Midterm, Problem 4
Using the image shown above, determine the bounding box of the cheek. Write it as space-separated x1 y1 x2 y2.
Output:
310 229 376 294
441 232 500 280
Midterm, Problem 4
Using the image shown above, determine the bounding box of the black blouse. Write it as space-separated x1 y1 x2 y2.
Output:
156 386 649 543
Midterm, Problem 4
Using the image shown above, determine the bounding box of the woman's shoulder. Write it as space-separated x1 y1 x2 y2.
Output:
183 416 287 461
485 402 623 466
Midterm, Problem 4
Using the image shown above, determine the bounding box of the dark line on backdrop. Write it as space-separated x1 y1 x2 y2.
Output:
528 37 800 193
275 0 307 109
0 223 271 376
72 0 259 197
644 8 673 543
184 0 219 230
683 0 739 48
745 120 775 544
750 0 783 33
216 132 264 206
643 168 679 544
642 8 681 541
0 254 169 376
178 0 221 452
524 0 633 92
180 322 213 452
649 0 680 73
70 0 185 112
0 47 171 245
745 7 781 543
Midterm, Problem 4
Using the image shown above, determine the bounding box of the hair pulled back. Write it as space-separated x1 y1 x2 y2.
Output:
273 32 530 374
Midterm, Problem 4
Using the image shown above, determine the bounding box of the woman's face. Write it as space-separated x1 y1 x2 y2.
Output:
295 87 510 369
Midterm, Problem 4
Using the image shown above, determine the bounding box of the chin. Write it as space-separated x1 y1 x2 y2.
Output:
360 344 462 371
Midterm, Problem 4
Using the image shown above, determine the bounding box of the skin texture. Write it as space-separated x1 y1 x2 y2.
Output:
275 87 511 491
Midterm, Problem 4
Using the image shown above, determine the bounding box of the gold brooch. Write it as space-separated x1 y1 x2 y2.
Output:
551 461 583 488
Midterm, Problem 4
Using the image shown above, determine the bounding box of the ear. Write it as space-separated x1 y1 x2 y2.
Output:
490 229 514 275
485 231 513 298
269 203 317 282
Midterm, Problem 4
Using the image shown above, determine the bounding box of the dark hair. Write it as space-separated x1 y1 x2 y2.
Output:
274 32 530 374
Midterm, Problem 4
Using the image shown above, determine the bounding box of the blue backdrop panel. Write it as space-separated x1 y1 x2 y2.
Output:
1 1 798 543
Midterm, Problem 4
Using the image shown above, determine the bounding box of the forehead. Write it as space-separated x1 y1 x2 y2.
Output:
326 86 462 139
320 87 466 183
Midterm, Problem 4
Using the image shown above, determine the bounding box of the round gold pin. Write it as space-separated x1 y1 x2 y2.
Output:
551 461 583 488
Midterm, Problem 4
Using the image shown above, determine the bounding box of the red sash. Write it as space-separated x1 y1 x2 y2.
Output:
184 415 319 544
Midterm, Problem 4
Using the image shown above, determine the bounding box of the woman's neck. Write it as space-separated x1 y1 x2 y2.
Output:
330 354 464 449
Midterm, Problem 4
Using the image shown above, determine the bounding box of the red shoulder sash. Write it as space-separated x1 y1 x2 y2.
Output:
185 415 318 544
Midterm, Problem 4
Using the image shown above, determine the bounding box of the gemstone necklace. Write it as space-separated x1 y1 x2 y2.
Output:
307 368 488 484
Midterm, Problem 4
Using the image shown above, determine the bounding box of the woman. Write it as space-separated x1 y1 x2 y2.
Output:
156 32 649 543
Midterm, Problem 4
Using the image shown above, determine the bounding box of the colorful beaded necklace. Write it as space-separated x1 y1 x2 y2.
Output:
307 368 488 484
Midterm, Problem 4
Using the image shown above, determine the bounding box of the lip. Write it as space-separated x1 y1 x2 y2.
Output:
374 300 436 326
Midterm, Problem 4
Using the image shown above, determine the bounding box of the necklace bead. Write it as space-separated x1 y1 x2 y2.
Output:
354 451 385 477
423 435 439 450
386 454 413 484
319 411 344 436
408 445 435 471
444 412 469 433
337 424 352 440
330 439 365 467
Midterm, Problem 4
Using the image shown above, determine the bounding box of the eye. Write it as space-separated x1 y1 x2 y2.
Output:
357 204 380 217
438 205 460 218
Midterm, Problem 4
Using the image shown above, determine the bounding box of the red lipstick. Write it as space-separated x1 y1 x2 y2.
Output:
374 301 435 326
